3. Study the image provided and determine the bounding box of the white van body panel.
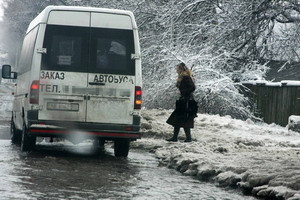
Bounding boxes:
[31,24,45,79]
[48,11,90,27]
[86,73,135,124]
[39,71,88,122]
[91,13,133,29]
[14,72,30,130]
[27,6,138,33]
[133,31,142,86]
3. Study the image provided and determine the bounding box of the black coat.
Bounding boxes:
[178,76,196,100]
[167,75,197,128]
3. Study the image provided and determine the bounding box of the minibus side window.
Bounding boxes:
[42,25,89,72]
[90,28,135,75]
[18,26,39,74]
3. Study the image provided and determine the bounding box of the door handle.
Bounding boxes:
[89,82,105,86]
[84,95,91,100]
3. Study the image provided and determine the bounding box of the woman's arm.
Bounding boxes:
[180,76,195,97]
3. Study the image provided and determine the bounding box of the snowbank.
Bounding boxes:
[0,83,14,121]
[132,109,300,200]
[289,115,300,133]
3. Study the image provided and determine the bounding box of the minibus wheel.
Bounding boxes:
[114,139,130,157]
[99,139,105,151]
[21,123,36,152]
[10,116,21,145]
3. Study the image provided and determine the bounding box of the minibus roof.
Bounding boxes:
[27,6,137,33]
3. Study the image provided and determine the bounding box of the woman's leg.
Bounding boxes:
[183,128,192,142]
[166,126,180,142]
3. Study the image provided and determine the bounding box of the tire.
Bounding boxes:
[10,117,21,145]
[99,139,105,151]
[114,139,130,157]
[99,139,105,146]
[21,123,36,152]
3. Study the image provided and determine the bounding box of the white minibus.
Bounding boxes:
[2,6,142,157]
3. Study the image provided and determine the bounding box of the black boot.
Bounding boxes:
[166,127,180,142]
[184,128,192,142]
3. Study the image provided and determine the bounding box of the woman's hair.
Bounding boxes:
[177,62,192,76]
[176,62,193,87]
[177,62,188,72]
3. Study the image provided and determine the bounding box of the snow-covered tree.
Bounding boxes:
[137,0,300,119]
[1,0,300,119]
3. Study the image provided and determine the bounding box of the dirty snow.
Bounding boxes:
[132,109,300,200]
[0,83,13,120]
[289,115,300,133]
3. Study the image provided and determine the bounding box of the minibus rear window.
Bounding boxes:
[42,25,135,75]
[42,25,89,72]
[90,28,135,75]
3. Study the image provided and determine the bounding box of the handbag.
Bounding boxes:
[175,99,198,118]
[188,99,198,117]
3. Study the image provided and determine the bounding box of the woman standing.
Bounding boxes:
[166,62,196,142]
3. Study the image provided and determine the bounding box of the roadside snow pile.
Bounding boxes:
[288,115,300,133]
[132,109,300,200]
[0,83,14,120]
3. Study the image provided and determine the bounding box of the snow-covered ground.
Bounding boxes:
[132,109,300,200]
[0,82,13,120]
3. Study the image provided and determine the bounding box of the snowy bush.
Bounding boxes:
[142,45,267,119]
[139,0,272,119]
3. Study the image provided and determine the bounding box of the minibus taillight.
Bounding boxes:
[134,86,142,109]
[30,80,40,104]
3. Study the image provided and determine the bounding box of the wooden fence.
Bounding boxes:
[242,81,300,126]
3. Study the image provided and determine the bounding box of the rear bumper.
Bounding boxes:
[27,115,141,140]
[29,127,141,139]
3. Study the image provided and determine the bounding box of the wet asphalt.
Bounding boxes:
[0,121,256,200]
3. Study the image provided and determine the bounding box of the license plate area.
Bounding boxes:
[47,102,79,111]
